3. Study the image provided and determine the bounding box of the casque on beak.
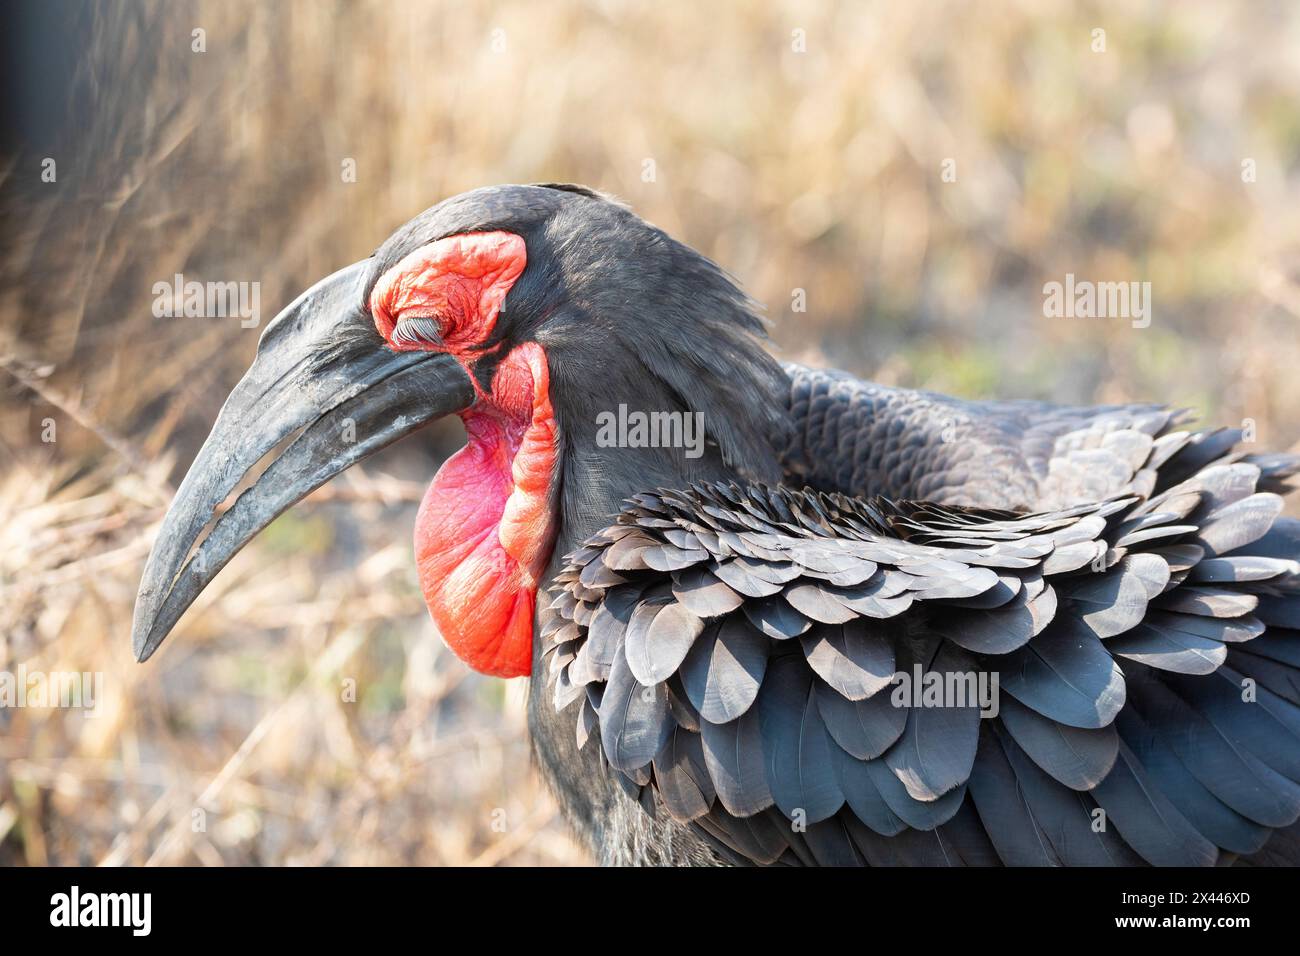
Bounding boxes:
[131,260,475,662]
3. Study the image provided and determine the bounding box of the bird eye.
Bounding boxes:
[391,314,444,347]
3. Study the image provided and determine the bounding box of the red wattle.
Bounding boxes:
[414,342,557,678]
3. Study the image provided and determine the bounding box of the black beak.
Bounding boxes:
[131,261,475,662]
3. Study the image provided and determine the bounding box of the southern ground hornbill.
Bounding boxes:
[133,183,1300,866]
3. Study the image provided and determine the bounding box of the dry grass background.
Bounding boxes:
[1,0,1299,866]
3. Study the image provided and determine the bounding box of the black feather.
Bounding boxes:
[1116,705,1270,854]
[1092,740,1219,866]
[882,642,981,801]
[699,707,774,817]
[800,620,894,700]
[1065,560,1151,638]
[599,651,672,772]
[624,598,704,686]
[653,726,716,822]
[998,693,1119,790]
[756,654,845,823]
[816,677,908,760]
[742,594,813,639]
[679,616,769,723]
[671,565,745,617]
[1000,615,1126,729]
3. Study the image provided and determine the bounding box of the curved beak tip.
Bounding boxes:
[129,261,475,664]
[131,618,160,663]
[131,578,173,662]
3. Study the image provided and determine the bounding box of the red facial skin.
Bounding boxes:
[370,231,526,356]
[370,232,556,678]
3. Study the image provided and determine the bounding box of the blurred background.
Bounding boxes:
[1,0,1298,866]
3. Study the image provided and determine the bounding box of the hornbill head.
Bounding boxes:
[133,184,789,678]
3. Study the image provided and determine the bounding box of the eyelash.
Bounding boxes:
[391,315,444,347]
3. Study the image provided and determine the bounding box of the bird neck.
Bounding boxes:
[414,333,786,679]
[548,392,769,572]
[414,342,558,678]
